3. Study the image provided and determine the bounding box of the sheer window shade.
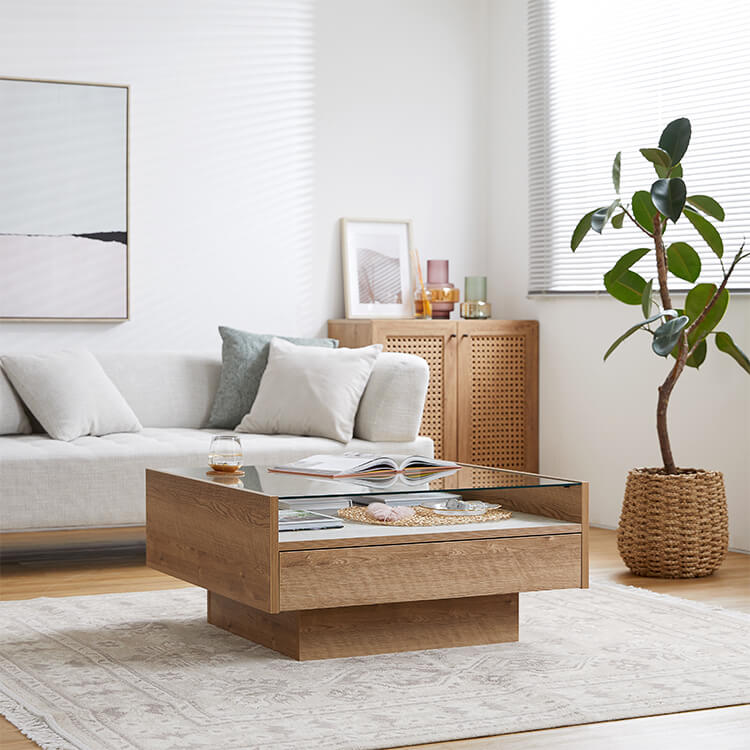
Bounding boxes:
[528,0,750,294]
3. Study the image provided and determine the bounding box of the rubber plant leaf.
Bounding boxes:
[571,209,598,251]
[715,332,750,374]
[641,279,653,318]
[652,315,689,357]
[612,151,622,193]
[639,148,671,169]
[591,199,620,234]
[604,309,677,361]
[684,208,723,258]
[685,283,729,343]
[666,242,701,283]
[632,190,658,232]
[686,195,725,222]
[603,248,650,305]
[651,178,687,223]
[655,162,682,180]
[658,117,691,165]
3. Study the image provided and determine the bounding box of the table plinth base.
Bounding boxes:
[207,591,519,660]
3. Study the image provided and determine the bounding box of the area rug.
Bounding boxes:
[1,583,748,750]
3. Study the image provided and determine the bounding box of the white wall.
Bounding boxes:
[487,0,749,551]
[312,0,488,330]
[0,0,319,352]
[0,0,487,351]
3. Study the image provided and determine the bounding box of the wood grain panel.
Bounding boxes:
[278,521,581,551]
[208,591,299,657]
[280,534,581,610]
[146,470,279,612]
[462,483,585,524]
[208,591,518,660]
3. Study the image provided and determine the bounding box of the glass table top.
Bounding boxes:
[167,463,581,499]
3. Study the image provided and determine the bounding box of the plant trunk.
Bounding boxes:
[653,215,686,474]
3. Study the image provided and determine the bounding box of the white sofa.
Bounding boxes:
[0,351,432,533]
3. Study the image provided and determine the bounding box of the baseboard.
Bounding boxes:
[0,526,146,563]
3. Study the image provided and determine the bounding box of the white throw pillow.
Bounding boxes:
[0,365,32,435]
[236,338,382,443]
[1,350,143,442]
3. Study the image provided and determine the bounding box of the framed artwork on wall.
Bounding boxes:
[340,218,414,319]
[0,76,129,321]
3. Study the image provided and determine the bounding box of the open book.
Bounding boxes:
[269,453,459,479]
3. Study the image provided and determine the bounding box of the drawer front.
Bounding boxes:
[279,533,581,610]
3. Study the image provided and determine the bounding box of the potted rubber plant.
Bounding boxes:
[571,117,749,578]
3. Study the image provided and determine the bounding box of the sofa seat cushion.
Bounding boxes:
[0,429,433,531]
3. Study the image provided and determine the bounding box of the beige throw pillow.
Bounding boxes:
[236,338,382,443]
[0,365,32,435]
[1,350,142,441]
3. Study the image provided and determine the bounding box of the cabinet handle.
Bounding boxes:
[461,333,469,338]
[448,333,457,339]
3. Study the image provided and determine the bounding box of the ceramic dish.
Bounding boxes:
[418,499,501,516]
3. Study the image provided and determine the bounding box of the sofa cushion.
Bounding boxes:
[354,352,429,442]
[237,338,381,442]
[207,326,337,429]
[0,365,31,435]
[0,429,434,531]
[96,352,222,428]
[1,350,142,441]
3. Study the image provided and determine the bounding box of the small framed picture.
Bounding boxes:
[340,218,414,319]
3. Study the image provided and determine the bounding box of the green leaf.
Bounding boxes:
[715,331,750,374]
[612,151,621,194]
[612,212,625,229]
[571,209,597,251]
[686,339,707,369]
[604,248,650,305]
[591,199,620,234]
[684,208,724,258]
[610,247,651,274]
[659,117,691,165]
[651,178,687,222]
[632,190,658,232]
[640,147,671,169]
[685,283,730,342]
[604,310,676,361]
[686,195,725,222]
[652,315,689,356]
[655,162,683,179]
[666,242,701,283]
[641,278,653,317]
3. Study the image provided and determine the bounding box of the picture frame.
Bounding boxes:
[0,76,129,322]
[340,218,414,319]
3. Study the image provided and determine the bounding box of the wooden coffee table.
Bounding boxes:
[146,464,588,660]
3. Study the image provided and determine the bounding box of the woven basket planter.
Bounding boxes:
[617,468,728,579]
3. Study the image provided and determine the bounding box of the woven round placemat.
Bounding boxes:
[338,505,512,527]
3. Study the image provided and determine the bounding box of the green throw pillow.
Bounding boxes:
[206,326,338,429]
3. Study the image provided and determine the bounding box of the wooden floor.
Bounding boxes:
[0,527,748,749]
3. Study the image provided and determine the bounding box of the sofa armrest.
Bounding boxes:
[354,352,429,443]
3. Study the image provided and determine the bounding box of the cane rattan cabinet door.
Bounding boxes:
[457,320,538,472]
[373,320,458,460]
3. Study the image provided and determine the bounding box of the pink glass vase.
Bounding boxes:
[425,260,459,319]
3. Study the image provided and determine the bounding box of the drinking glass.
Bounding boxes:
[208,435,243,473]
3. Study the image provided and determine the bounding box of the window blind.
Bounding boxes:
[528,0,750,294]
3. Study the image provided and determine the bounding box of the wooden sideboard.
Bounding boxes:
[328,319,538,470]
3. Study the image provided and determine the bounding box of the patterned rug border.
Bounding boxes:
[1,581,748,750]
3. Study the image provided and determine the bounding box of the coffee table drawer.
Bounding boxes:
[279,533,581,610]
